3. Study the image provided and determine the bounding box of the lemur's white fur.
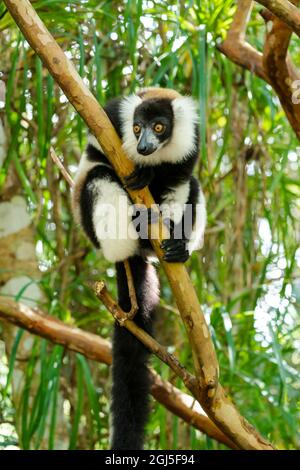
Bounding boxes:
[90,178,139,263]
[160,182,190,225]
[187,187,206,254]
[120,95,199,166]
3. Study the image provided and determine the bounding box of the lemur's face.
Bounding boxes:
[132,99,174,156]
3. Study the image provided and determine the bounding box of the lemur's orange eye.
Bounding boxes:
[133,124,141,134]
[154,123,164,133]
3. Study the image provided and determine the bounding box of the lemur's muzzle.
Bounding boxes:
[137,128,158,156]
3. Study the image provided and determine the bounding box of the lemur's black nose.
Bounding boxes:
[137,143,156,155]
[137,128,157,155]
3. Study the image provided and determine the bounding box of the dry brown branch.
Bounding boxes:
[262,1,300,137]
[150,371,238,450]
[218,1,270,81]
[219,0,300,139]
[3,0,274,449]
[49,147,76,306]
[94,281,198,394]
[123,259,139,320]
[0,296,112,364]
[0,296,237,449]
[50,147,74,188]
[257,0,300,36]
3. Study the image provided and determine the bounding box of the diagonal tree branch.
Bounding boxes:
[50,147,74,188]
[0,296,237,449]
[219,0,300,139]
[94,281,198,395]
[257,0,300,36]
[218,0,270,82]
[262,1,300,136]
[3,0,274,449]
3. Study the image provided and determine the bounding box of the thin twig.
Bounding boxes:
[50,147,74,188]
[94,281,198,395]
[47,150,65,259]
[123,259,139,320]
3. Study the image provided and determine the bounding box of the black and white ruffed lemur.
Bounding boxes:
[72,87,206,450]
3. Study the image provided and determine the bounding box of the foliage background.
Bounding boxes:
[0,0,299,450]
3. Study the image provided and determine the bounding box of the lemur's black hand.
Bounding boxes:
[124,166,154,190]
[161,238,189,263]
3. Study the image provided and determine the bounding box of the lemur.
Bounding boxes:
[72,87,206,450]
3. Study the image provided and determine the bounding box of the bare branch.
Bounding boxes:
[123,259,139,320]
[0,296,112,364]
[257,0,300,36]
[262,1,300,137]
[94,281,198,394]
[50,147,74,188]
[219,0,300,140]
[263,4,300,128]
[150,371,238,450]
[218,1,270,81]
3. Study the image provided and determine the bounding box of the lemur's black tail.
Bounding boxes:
[111,256,159,450]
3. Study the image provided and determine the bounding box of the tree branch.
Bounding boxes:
[262,1,300,137]
[50,147,74,189]
[0,296,237,449]
[218,1,270,82]
[94,281,198,395]
[257,0,300,36]
[3,0,274,449]
[123,259,139,320]
[219,0,300,139]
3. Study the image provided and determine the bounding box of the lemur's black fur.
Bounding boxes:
[112,257,158,450]
[73,89,204,450]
